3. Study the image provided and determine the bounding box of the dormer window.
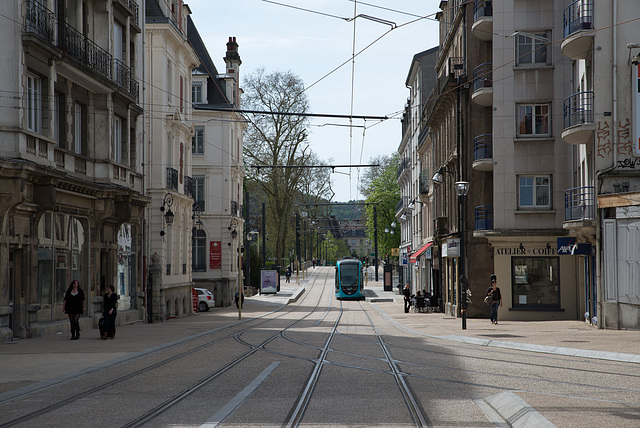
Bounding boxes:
[192,81,203,104]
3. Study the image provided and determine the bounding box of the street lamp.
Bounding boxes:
[192,203,204,230]
[160,193,174,238]
[455,181,470,330]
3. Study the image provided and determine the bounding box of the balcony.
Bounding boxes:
[562,91,595,145]
[472,134,493,171]
[396,157,410,180]
[475,205,493,231]
[184,175,194,197]
[564,187,596,230]
[472,0,493,41]
[113,59,140,102]
[166,168,178,191]
[231,200,239,217]
[24,0,56,44]
[395,196,410,216]
[419,170,430,195]
[59,21,112,81]
[471,63,493,106]
[113,0,140,31]
[561,0,594,60]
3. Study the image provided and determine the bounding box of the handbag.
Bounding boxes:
[98,317,105,335]
[484,295,492,305]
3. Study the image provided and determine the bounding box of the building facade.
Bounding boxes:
[189,22,246,308]
[561,0,640,329]
[0,0,146,340]
[145,0,199,322]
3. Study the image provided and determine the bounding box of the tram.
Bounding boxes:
[335,258,365,300]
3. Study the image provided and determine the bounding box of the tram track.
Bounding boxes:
[0,272,331,428]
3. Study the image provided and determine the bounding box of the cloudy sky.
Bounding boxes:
[185,0,440,202]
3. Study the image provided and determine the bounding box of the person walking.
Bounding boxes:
[235,291,244,309]
[286,267,291,283]
[403,284,411,313]
[102,285,118,339]
[486,274,502,325]
[63,280,85,340]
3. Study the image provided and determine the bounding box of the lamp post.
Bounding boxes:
[455,181,470,330]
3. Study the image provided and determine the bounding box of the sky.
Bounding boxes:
[185,0,440,202]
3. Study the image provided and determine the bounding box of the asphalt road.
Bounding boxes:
[1,266,639,427]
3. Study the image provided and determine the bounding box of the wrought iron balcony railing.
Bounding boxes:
[473,0,493,22]
[25,0,56,43]
[563,0,593,38]
[166,168,178,191]
[563,91,594,129]
[473,63,493,92]
[475,205,493,230]
[184,175,194,197]
[564,186,595,221]
[59,21,112,80]
[474,134,493,161]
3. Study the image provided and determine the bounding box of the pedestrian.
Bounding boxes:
[403,284,411,313]
[235,291,244,309]
[486,274,502,325]
[286,267,291,283]
[63,279,85,340]
[102,285,118,339]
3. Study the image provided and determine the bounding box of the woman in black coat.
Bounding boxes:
[102,285,118,339]
[63,280,85,340]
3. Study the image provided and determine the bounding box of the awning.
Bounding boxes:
[410,242,433,263]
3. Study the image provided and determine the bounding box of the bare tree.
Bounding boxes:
[243,68,314,266]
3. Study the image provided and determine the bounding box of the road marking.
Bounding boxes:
[201,361,280,428]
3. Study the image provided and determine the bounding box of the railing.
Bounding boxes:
[473,63,492,92]
[59,21,112,80]
[184,175,194,197]
[231,200,238,216]
[563,91,594,129]
[395,196,411,215]
[475,205,493,230]
[563,0,593,38]
[564,186,595,221]
[25,0,56,43]
[473,134,493,161]
[166,264,171,275]
[166,167,178,191]
[396,157,409,180]
[113,59,139,101]
[473,0,493,22]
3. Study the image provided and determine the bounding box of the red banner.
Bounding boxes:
[210,241,221,269]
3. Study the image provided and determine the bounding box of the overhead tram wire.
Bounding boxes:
[192,106,388,121]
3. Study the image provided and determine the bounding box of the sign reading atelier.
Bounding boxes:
[210,241,221,269]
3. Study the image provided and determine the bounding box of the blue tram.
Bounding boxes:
[335,258,365,300]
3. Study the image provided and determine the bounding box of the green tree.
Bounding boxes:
[363,154,401,262]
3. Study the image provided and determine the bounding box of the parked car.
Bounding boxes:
[194,288,214,312]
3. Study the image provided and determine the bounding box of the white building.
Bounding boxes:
[188,23,246,307]
[145,0,199,321]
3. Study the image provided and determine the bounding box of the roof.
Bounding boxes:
[187,16,231,106]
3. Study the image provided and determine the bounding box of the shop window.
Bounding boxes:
[512,257,560,308]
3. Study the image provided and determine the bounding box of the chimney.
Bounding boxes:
[224,36,241,73]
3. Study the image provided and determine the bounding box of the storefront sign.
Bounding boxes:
[446,238,460,258]
[210,241,221,269]
[557,238,592,255]
[495,245,556,256]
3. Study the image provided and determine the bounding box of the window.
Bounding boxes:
[192,82,203,104]
[27,74,42,133]
[518,175,551,209]
[167,60,173,105]
[192,229,206,272]
[194,175,205,209]
[516,32,549,65]
[192,126,204,154]
[114,116,122,163]
[517,103,550,137]
[512,257,560,308]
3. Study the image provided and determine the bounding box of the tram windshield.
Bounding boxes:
[339,263,360,287]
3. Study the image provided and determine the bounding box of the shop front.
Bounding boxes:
[488,238,579,321]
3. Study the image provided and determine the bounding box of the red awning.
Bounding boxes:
[410,242,433,263]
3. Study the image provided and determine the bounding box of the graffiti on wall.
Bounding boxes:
[597,119,639,168]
